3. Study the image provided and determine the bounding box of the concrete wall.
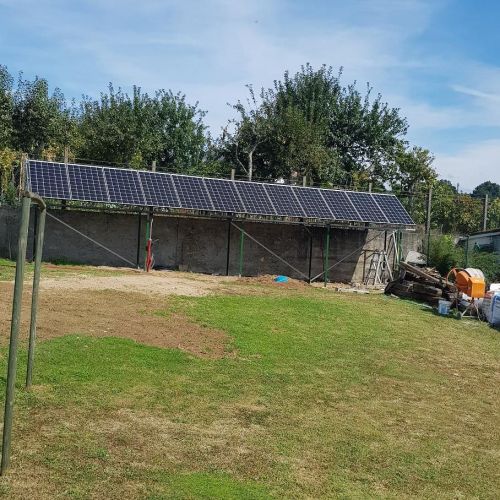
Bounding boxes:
[0,206,423,283]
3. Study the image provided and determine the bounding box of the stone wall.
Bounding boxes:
[0,206,423,282]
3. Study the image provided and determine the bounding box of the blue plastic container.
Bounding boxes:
[438,299,451,315]
[274,275,289,283]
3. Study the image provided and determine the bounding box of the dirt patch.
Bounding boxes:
[0,268,315,357]
[0,284,231,358]
[238,274,308,289]
[39,270,236,297]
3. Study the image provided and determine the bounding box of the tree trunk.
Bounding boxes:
[248,150,253,181]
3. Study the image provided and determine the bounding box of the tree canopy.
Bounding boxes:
[472,181,500,200]
[221,65,408,186]
[0,63,498,234]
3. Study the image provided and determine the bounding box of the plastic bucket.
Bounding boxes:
[438,300,451,315]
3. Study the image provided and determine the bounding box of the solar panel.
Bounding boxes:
[234,181,276,216]
[263,184,305,217]
[320,189,361,221]
[292,186,333,219]
[27,161,71,200]
[373,194,414,225]
[68,164,109,203]
[139,171,180,208]
[26,160,415,226]
[204,178,244,213]
[172,175,214,211]
[347,192,388,223]
[103,168,145,206]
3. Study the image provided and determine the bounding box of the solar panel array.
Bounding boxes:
[26,160,415,226]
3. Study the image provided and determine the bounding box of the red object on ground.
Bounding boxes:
[145,239,153,272]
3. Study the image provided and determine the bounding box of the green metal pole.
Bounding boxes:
[1,196,31,475]
[26,206,46,390]
[464,235,469,268]
[324,226,330,287]
[238,228,244,277]
[144,210,151,271]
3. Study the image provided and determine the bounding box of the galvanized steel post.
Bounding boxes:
[324,225,330,287]
[1,196,31,475]
[226,219,231,276]
[238,227,244,277]
[26,205,46,389]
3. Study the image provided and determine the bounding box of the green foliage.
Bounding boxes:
[221,64,409,185]
[1,60,499,238]
[472,181,500,200]
[390,146,437,224]
[390,146,436,194]
[468,250,500,283]
[430,180,485,234]
[488,198,500,229]
[11,74,71,156]
[428,234,463,275]
[0,147,18,195]
[78,86,207,172]
[0,65,13,148]
[429,235,499,282]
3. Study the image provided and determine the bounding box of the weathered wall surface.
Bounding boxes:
[0,206,423,282]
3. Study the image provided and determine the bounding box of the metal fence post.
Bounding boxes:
[26,205,46,390]
[308,230,313,283]
[226,219,231,276]
[426,186,432,259]
[238,227,244,277]
[1,195,31,475]
[324,225,330,287]
[483,194,489,231]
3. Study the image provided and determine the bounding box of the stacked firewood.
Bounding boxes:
[384,262,457,306]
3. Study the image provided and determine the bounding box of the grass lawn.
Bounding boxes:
[0,286,498,498]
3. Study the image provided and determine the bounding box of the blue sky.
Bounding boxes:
[1,0,499,191]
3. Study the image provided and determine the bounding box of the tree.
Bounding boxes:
[487,197,500,229]
[472,181,500,200]
[11,74,72,156]
[222,85,273,180]
[78,85,207,172]
[220,64,408,185]
[0,65,13,148]
[390,146,436,194]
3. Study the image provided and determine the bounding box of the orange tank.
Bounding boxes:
[449,268,486,298]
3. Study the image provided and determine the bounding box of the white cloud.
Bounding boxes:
[452,85,500,103]
[2,0,500,190]
[435,140,500,190]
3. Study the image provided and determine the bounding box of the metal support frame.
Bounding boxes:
[136,210,142,268]
[238,225,244,277]
[425,186,432,259]
[310,230,386,283]
[323,225,330,287]
[232,222,309,280]
[26,205,46,389]
[398,230,403,268]
[464,235,469,268]
[2,192,46,476]
[30,206,38,263]
[144,208,154,272]
[308,229,313,283]
[226,219,232,276]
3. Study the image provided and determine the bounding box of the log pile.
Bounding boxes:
[384,262,457,306]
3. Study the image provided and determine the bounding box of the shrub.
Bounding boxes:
[428,235,463,275]
[428,234,500,283]
[467,250,500,283]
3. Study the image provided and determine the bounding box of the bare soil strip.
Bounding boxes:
[0,283,231,358]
